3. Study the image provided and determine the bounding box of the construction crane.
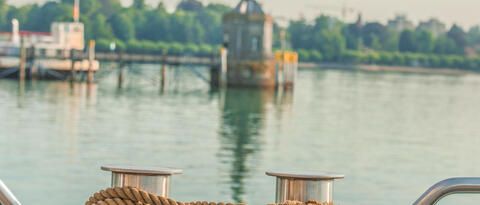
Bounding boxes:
[306,1,357,21]
[273,15,290,50]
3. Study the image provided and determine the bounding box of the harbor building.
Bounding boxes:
[0,0,98,81]
[220,0,297,88]
[0,20,85,57]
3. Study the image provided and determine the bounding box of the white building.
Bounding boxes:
[0,19,85,57]
[0,0,98,75]
[418,18,446,37]
[387,14,415,32]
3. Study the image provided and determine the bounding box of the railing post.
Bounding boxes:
[117,64,125,89]
[219,47,228,87]
[18,38,26,81]
[101,165,182,197]
[161,49,167,91]
[266,171,344,204]
[70,49,76,82]
[0,180,21,205]
[413,177,480,205]
[87,40,96,84]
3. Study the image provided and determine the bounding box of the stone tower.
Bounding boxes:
[222,0,275,87]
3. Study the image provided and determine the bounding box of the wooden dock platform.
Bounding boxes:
[95,52,218,66]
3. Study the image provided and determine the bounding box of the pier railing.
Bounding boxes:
[413,177,480,205]
[95,52,219,66]
[3,168,480,205]
[0,180,21,205]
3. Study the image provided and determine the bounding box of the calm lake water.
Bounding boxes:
[1,65,480,205]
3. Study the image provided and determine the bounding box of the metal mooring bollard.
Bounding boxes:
[102,165,182,197]
[266,171,344,204]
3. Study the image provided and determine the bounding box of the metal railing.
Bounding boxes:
[413,177,480,205]
[2,172,480,205]
[0,180,21,205]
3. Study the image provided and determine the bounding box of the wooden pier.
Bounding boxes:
[0,41,99,82]
[95,52,218,66]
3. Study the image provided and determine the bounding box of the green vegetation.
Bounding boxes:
[0,0,229,47]
[1,0,480,70]
[289,15,480,70]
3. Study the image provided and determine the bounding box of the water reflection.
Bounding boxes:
[15,81,98,123]
[218,88,292,203]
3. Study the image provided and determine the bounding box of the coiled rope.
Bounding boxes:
[85,187,326,205]
[85,187,234,205]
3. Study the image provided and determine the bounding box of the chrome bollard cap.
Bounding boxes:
[102,165,183,175]
[102,165,183,197]
[267,170,344,204]
[266,171,344,180]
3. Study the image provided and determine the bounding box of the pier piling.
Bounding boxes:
[29,47,38,80]
[87,40,95,84]
[161,50,167,89]
[219,47,228,87]
[70,50,76,82]
[161,66,166,90]
[18,39,26,81]
[118,64,125,89]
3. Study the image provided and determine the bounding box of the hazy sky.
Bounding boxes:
[9,0,480,29]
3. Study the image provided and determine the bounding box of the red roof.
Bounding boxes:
[0,31,51,36]
[19,31,51,36]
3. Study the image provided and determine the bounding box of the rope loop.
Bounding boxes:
[86,187,234,205]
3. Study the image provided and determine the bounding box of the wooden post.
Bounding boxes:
[117,51,124,89]
[30,46,38,80]
[118,64,124,89]
[219,47,228,87]
[87,40,96,84]
[160,49,167,90]
[19,38,26,81]
[70,49,76,82]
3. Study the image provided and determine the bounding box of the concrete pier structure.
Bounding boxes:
[221,0,278,87]
[219,0,298,88]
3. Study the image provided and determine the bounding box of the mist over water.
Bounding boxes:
[1,65,480,205]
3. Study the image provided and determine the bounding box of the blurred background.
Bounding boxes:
[1,0,480,205]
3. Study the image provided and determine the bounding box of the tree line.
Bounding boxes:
[1,0,480,69]
[0,0,229,56]
[290,15,480,69]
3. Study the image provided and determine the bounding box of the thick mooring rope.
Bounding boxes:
[85,187,234,205]
[278,201,327,205]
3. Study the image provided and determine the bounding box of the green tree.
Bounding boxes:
[415,30,435,53]
[362,22,388,49]
[399,30,416,52]
[0,0,9,30]
[89,14,114,39]
[309,16,346,60]
[176,0,203,12]
[81,0,101,17]
[132,0,146,10]
[137,9,170,41]
[343,23,362,50]
[288,19,312,50]
[24,2,72,31]
[434,35,457,54]
[6,6,33,30]
[447,24,467,54]
[97,0,122,17]
[109,13,135,41]
[467,26,480,46]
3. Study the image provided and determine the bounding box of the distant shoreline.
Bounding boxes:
[299,62,476,76]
